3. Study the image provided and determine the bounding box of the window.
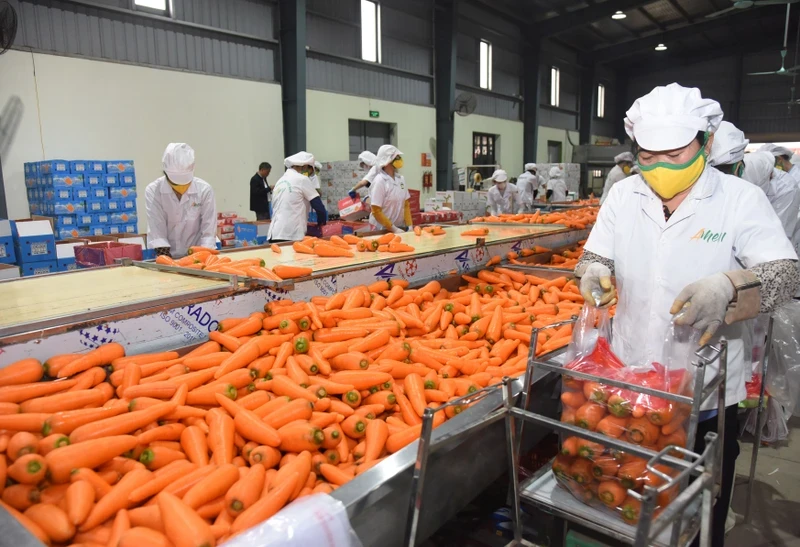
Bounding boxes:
[360,0,382,63]
[479,40,493,90]
[550,67,560,108]
[547,141,562,163]
[473,133,497,183]
[592,169,603,178]
[133,0,168,13]
[597,84,606,118]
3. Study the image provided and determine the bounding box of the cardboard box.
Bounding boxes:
[87,226,107,237]
[118,174,136,187]
[54,215,77,228]
[53,201,86,215]
[102,174,119,187]
[21,260,57,277]
[0,263,20,280]
[88,187,107,199]
[70,161,88,174]
[337,195,369,221]
[75,242,142,267]
[85,173,104,187]
[108,187,136,200]
[73,188,91,200]
[56,241,85,271]
[51,173,84,188]
[110,212,136,225]
[108,224,137,235]
[54,188,73,200]
[0,220,15,264]
[57,227,90,240]
[86,200,107,213]
[105,161,135,174]
[87,161,106,174]
[92,213,110,224]
[75,214,93,226]
[233,222,270,246]
[12,219,56,262]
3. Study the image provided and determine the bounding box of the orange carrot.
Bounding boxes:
[65,479,95,526]
[46,435,140,483]
[80,468,152,531]
[273,265,313,279]
[230,471,298,534]
[158,491,215,547]
[225,463,265,517]
[182,463,240,509]
[56,343,126,378]
[0,359,44,387]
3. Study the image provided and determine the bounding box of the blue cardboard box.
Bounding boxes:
[108,187,137,200]
[86,200,107,213]
[54,188,72,200]
[118,199,136,211]
[118,173,136,186]
[51,173,84,188]
[233,222,270,246]
[87,225,107,237]
[12,219,56,262]
[28,203,41,215]
[106,200,120,212]
[56,241,83,271]
[56,227,90,240]
[21,260,58,277]
[73,188,90,200]
[90,187,108,199]
[76,214,93,226]
[85,174,103,187]
[109,224,137,235]
[87,161,106,174]
[54,215,77,228]
[51,160,70,174]
[121,224,137,234]
[53,201,86,215]
[106,161,135,174]
[0,220,15,264]
[57,258,78,272]
[92,213,110,224]
[70,161,88,174]
[110,212,137,225]
[102,174,119,186]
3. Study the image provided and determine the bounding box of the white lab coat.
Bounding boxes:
[268,169,320,242]
[369,170,410,230]
[586,168,797,409]
[787,164,800,186]
[145,176,216,258]
[515,173,538,211]
[763,169,800,239]
[487,184,519,216]
[600,165,629,205]
[547,178,568,202]
[310,174,321,190]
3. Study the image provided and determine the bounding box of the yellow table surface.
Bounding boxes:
[225,224,566,273]
[0,267,231,329]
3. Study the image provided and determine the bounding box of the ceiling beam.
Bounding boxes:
[665,0,694,23]
[536,0,658,37]
[611,18,641,38]
[637,6,666,31]
[589,5,784,62]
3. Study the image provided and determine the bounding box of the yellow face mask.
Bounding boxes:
[776,163,785,171]
[637,141,707,200]
[622,165,632,175]
[392,157,404,169]
[169,181,191,195]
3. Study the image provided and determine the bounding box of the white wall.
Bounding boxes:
[536,127,578,164]
[454,114,524,176]
[0,50,284,229]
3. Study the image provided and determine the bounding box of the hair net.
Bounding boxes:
[708,121,749,167]
[376,145,402,168]
[314,161,322,170]
[771,145,793,159]
[758,144,776,155]
[162,143,195,184]
[624,83,723,151]
[358,151,377,167]
[742,151,774,191]
[491,169,508,183]
[549,166,563,179]
[524,163,537,171]
[613,152,634,164]
[284,151,315,169]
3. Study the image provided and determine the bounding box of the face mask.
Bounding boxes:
[168,181,191,195]
[300,167,313,177]
[637,138,708,199]
[733,162,744,178]
[622,165,632,175]
[392,157,404,169]
[776,164,785,171]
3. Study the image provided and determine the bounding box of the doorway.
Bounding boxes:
[547,141,563,163]
[472,132,497,185]
[349,120,394,160]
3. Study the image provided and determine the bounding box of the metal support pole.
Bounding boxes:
[614,75,629,145]
[404,408,436,547]
[434,0,458,191]
[278,0,307,157]
[578,59,595,196]
[746,316,774,524]
[503,379,523,544]
[522,38,541,163]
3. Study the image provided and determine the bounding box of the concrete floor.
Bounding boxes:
[728,416,800,546]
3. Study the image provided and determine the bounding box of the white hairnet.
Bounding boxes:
[376,145,402,168]
[624,83,723,151]
[358,151,377,167]
[162,143,195,184]
[771,145,793,158]
[284,151,315,169]
[549,166,562,178]
[491,169,508,183]
[613,152,634,164]
[524,163,537,171]
[758,144,776,155]
[708,121,749,167]
[742,152,774,191]
[314,161,322,170]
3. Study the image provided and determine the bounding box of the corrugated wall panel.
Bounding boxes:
[382,37,431,75]
[306,12,359,58]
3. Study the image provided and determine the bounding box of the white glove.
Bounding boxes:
[579,263,617,307]
[670,273,735,346]
[390,226,404,234]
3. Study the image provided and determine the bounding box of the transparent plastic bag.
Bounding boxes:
[221,494,363,547]
[766,302,800,418]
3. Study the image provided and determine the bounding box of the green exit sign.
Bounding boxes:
[369,110,380,118]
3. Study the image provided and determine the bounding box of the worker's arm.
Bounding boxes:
[198,185,218,250]
[310,196,328,226]
[145,183,171,257]
[371,205,394,230]
[403,200,413,227]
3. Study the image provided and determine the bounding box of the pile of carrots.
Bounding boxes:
[0,266,585,545]
[472,206,598,229]
[290,233,415,257]
[507,241,586,270]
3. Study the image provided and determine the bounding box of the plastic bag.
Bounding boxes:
[222,494,363,547]
[553,306,699,525]
[766,301,800,418]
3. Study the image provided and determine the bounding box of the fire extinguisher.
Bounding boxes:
[422,171,433,189]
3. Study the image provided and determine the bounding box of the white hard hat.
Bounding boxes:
[314,161,322,170]
[284,151,315,169]
[548,166,562,178]
[376,145,402,168]
[742,151,774,191]
[162,143,195,184]
[358,151,377,167]
[491,169,508,182]
[613,152,634,164]
[708,121,749,167]
[524,163,537,171]
[624,83,723,151]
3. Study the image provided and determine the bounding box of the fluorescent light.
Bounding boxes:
[611,10,626,20]
[655,43,668,51]
[479,40,492,90]
[597,84,605,118]
[361,0,379,63]
[134,0,167,10]
[550,67,560,107]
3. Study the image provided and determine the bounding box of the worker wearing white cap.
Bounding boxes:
[760,144,800,186]
[741,151,800,240]
[515,163,539,213]
[599,152,635,205]
[369,145,412,233]
[268,152,328,242]
[145,143,217,258]
[577,83,798,547]
[486,169,518,216]
[310,161,322,190]
[546,166,568,203]
[349,151,379,199]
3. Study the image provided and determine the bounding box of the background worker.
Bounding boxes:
[369,145,412,234]
[349,151,379,198]
[600,152,635,205]
[742,151,800,240]
[577,83,799,547]
[515,163,539,213]
[486,169,518,216]
[249,161,272,221]
[267,151,327,243]
[760,144,800,185]
[311,161,322,190]
[145,142,216,258]
[546,166,568,202]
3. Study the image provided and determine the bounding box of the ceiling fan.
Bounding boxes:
[747,4,800,75]
[706,0,799,19]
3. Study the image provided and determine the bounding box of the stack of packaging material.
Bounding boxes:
[24,160,138,240]
[8,217,57,276]
[217,212,244,248]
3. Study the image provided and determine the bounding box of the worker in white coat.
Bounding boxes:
[369,145,412,233]
[310,161,322,190]
[486,169,518,215]
[349,151,379,199]
[742,151,800,240]
[577,83,798,547]
[267,152,328,243]
[760,144,800,186]
[515,163,539,213]
[546,166,568,202]
[145,143,217,258]
[599,152,635,205]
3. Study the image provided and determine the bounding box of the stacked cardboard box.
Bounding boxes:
[531,163,581,198]
[218,212,245,248]
[316,161,365,217]
[8,218,57,276]
[24,159,138,239]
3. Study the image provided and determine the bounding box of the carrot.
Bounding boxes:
[46,435,139,483]
[620,496,641,524]
[248,446,282,469]
[119,526,171,547]
[574,402,606,430]
[262,399,314,429]
[2,483,40,511]
[158,491,215,547]
[182,463,239,509]
[8,454,47,484]
[69,401,176,443]
[70,468,113,500]
[56,343,125,378]
[592,455,620,479]
[215,394,281,447]
[596,415,628,439]
[315,244,355,258]
[570,459,593,485]
[618,458,647,489]
[560,436,579,457]
[273,265,314,279]
[230,471,297,534]
[598,480,627,508]
[403,373,427,417]
[0,378,77,404]
[107,508,131,547]
[329,371,392,391]
[627,417,660,445]
[209,331,241,352]
[0,412,49,432]
[81,468,152,531]
[0,359,44,387]
[270,375,318,403]
[277,422,325,452]
[128,460,196,504]
[24,502,75,543]
[225,463,265,516]
[1,500,49,544]
[65,480,95,526]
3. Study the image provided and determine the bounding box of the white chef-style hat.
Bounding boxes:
[491,169,508,183]
[614,152,634,164]
[524,163,537,171]
[376,145,403,168]
[162,143,195,184]
[358,151,377,167]
[314,161,322,170]
[284,151,315,169]
[624,83,723,151]
[742,151,774,192]
[549,166,563,179]
[708,121,749,167]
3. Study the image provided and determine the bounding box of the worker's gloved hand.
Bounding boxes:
[390,226,405,235]
[579,263,617,308]
[670,273,735,346]
[348,189,358,200]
